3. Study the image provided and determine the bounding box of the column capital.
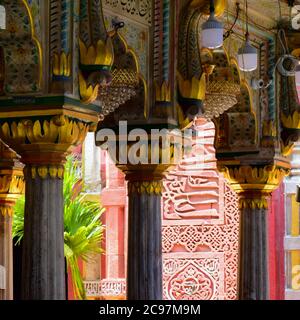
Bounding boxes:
[121,164,169,196]
[127,180,162,196]
[0,115,95,168]
[219,164,290,209]
[0,141,24,216]
[99,131,179,186]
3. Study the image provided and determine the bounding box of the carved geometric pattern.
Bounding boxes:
[162,120,239,300]
[84,279,126,298]
[163,254,224,300]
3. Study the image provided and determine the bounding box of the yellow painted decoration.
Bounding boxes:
[79,72,99,105]
[176,104,192,130]
[37,166,48,179]
[220,165,289,196]
[1,121,26,146]
[0,205,14,217]
[281,141,295,157]
[262,120,277,137]
[31,165,64,179]
[0,115,90,147]
[290,195,300,290]
[0,173,24,195]
[239,198,268,210]
[189,0,227,17]
[31,167,37,179]
[155,82,171,102]
[22,0,43,88]
[292,49,300,60]
[0,167,24,217]
[53,52,72,77]
[281,111,300,129]
[177,72,206,100]
[128,181,162,195]
[79,39,114,66]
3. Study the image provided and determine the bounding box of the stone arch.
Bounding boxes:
[0,0,41,94]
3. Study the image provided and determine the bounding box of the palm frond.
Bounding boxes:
[12,195,25,245]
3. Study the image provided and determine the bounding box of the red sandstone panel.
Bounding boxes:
[162,119,239,300]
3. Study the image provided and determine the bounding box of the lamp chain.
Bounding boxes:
[210,0,215,14]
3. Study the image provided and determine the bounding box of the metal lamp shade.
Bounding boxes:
[202,13,224,49]
[237,40,258,72]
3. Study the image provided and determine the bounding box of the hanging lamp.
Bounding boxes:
[237,0,258,72]
[202,0,224,49]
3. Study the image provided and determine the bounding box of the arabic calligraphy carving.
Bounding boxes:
[103,0,152,25]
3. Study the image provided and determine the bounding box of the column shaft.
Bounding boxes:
[127,183,162,300]
[239,206,269,300]
[21,168,65,300]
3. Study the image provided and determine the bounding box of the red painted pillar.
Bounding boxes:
[268,183,285,300]
[100,151,126,299]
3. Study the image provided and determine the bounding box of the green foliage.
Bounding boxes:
[12,156,105,300]
[12,195,25,246]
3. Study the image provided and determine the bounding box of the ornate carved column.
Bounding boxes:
[220,165,288,300]
[0,116,94,300]
[0,142,24,300]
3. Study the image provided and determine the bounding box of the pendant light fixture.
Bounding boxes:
[202,0,224,49]
[237,0,258,72]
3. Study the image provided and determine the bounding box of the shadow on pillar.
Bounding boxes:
[13,240,22,300]
[13,241,69,300]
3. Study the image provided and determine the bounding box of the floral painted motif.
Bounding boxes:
[0,1,40,93]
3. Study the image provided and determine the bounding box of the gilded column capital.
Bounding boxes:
[0,115,93,167]
[24,165,65,180]
[127,180,162,196]
[121,163,171,196]
[98,130,180,185]
[0,142,24,216]
[219,164,290,209]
